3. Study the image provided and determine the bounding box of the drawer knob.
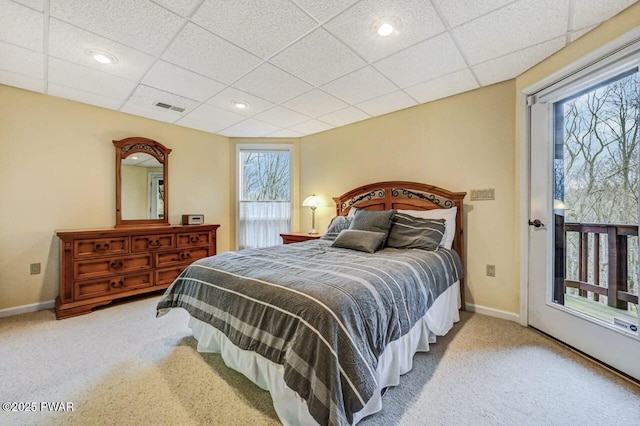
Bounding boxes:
[148,239,160,247]
[109,260,124,270]
[180,252,191,260]
[190,236,200,243]
[110,280,124,289]
[95,242,110,252]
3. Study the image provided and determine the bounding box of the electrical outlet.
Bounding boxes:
[486,264,496,277]
[30,263,41,275]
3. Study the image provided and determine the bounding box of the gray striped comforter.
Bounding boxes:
[157,239,463,425]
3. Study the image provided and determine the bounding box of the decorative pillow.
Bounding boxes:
[386,213,446,250]
[321,216,353,241]
[397,207,457,249]
[331,230,387,253]
[349,209,396,250]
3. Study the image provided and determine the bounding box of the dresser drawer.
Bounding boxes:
[74,237,129,259]
[74,254,152,281]
[74,272,152,300]
[155,266,186,287]
[156,247,209,268]
[131,234,174,252]
[177,231,210,248]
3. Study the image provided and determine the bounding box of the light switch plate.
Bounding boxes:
[471,188,495,201]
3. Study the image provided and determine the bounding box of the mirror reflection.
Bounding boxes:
[120,153,164,220]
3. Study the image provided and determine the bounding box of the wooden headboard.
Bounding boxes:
[333,181,467,308]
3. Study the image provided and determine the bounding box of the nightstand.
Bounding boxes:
[280,232,322,244]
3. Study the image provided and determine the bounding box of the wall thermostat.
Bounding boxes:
[182,214,204,225]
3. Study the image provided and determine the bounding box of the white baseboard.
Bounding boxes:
[465,303,520,323]
[0,300,55,319]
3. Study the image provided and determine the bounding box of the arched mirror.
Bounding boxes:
[113,137,171,227]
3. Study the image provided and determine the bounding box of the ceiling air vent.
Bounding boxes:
[154,101,186,113]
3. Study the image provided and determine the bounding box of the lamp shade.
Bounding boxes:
[302,195,322,208]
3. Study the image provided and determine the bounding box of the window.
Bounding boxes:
[237,146,292,249]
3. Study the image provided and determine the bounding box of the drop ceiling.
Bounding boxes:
[1,0,636,138]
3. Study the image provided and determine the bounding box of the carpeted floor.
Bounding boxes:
[1,296,638,425]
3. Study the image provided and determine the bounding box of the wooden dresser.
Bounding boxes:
[56,224,219,319]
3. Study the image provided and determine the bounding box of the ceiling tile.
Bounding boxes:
[453,0,571,65]
[48,57,137,99]
[206,87,275,116]
[48,83,123,110]
[572,0,637,30]
[356,90,417,117]
[404,68,479,104]
[1,0,43,51]
[282,89,348,117]
[192,0,317,59]
[13,0,43,12]
[253,106,309,127]
[50,0,184,55]
[162,23,262,84]
[289,119,333,135]
[293,0,360,23]
[48,19,155,82]
[0,69,43,93]
[324,0,446,62]
[432,0,513,28]
[233,62,313,104]
[0,41,43,79]
[152,0,200,17]
[218,119,282,137]
[177,103,246,133]
[473,37,566,86]
[375,33,467,89]
[318,106,370,127]
[270,28,366,86]
[122,84,198,116]
[266,128,305,138]
[142,61,225,102]
[321,66,396,104]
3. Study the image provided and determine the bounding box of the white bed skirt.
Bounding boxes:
[188,281,461,425]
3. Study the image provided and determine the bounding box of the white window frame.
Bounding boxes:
[236,143,294,250]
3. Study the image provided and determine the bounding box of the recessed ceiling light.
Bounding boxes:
[232,100,249,109]
[84,48,118,64]
[372,17,401,37]
[377,23,394,37]
[131,156,139,160]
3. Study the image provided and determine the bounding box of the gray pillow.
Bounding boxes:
[386,213,445,250]
[349,209,396,250]
[331,230,387,253]
[321,216,352,241]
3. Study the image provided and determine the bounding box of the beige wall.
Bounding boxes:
[0,85,231,310]
[120,164,149,219]
[299,80,518,314]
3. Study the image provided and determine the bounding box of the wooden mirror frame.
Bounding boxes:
[113,137,171,228]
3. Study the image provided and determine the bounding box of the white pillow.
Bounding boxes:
[397,207,457,249]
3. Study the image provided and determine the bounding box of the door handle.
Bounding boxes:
[529,219,544,228]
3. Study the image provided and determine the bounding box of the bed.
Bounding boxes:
[157,181,466,425]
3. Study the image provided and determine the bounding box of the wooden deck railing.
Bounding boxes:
[560,221,639,309]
